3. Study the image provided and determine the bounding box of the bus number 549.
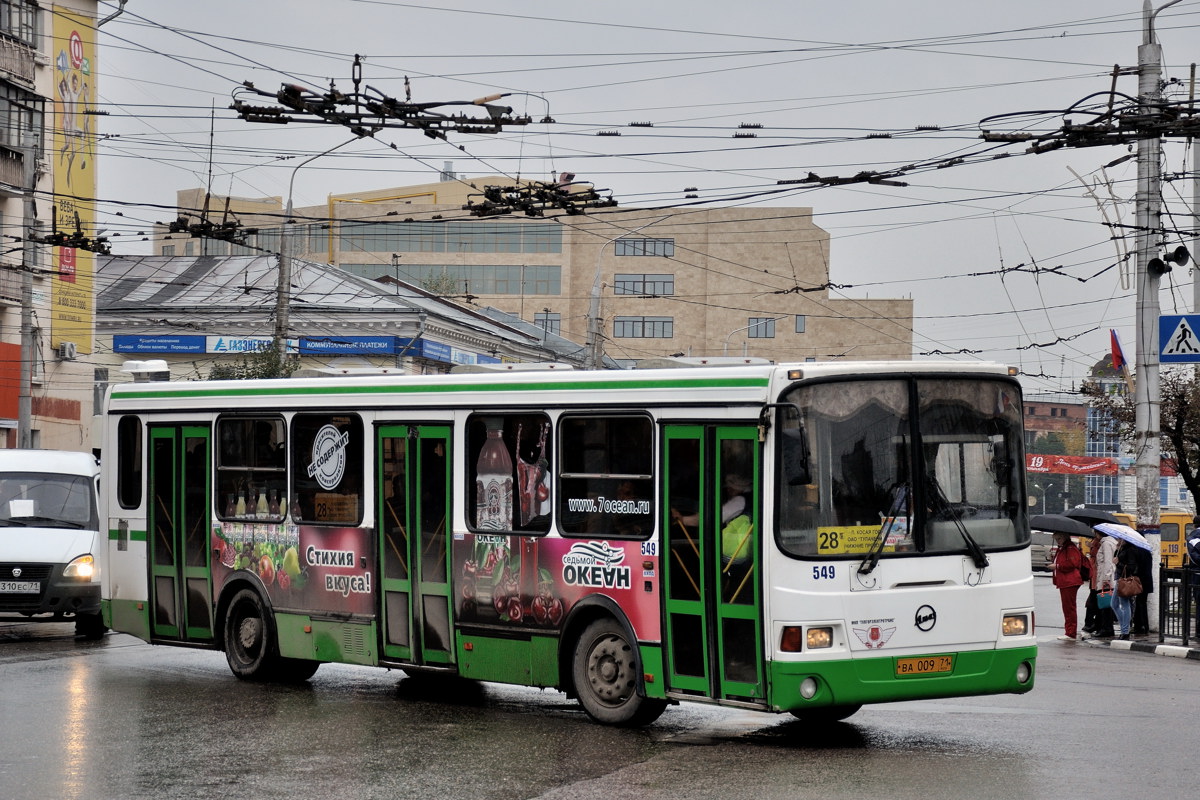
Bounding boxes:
[812,565,835,580]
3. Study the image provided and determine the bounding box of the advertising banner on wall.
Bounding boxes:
[50,10,97,355]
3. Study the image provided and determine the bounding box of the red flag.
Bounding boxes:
[1110,329,1127,371]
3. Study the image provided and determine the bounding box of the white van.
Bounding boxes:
[0,449,106,639]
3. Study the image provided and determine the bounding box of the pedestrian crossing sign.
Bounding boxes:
[1160,315,1200,362]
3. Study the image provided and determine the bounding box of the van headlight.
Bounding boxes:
[64,554,96,580]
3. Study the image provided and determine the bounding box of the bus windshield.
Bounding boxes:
[777,376,1027,559]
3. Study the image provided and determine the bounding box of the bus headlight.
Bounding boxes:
[799,677,819,699]
[64,554,96,580]
[1016,661,1033,684]
[780,626,834,652]
[1002,614,1028,636]
[806,627,833,649]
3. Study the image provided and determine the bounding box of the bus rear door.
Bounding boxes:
[662,424,764,705]
[147,425,215,642]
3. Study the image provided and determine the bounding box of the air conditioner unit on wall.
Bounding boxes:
[57,341,77,361]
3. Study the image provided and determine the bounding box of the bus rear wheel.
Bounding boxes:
[573,618,667,727]
[224,588,278,680]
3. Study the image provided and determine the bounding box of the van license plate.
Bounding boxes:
[0,581,38,593]
[895,655,953,676]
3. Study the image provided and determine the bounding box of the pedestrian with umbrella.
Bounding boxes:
[1089,527,1119,638]
[1065,508,1120,637]
[1033,514,1093,641]
[1095,523,1153,640]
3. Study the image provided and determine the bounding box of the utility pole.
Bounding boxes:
[17,141,36,448]
[1134,0,1181,630]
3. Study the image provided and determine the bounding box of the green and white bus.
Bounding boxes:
[99,359,1036,726]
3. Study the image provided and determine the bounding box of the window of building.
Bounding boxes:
[614,238,674,257]
[534,311,561,334]
[341,263,562,296]
[614,273,674,296]
[748,317,775,338]
[339,220,561,255]
[558,415,654,539]
[794,315,806,334]
[161,244,176,256]
[613,316,673,338]
[0,80,44,152]
[0,1,37,49]
[1027,407,1037,416]
[290,414,363,525]
[466,414,551,533]
[184,241,195,256]
[217,417,287,523]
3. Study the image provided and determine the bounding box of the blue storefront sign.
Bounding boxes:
[114,335,207,353]
[299,336,397,355]
[114,333,501,365]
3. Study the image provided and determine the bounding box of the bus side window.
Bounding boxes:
[117,415,143,509]
[289,414,363,525]
[466,414,552,534]
[558,415,654,539]
[216,416,288,522]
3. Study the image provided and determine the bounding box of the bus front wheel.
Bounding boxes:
[224,588,277,680]
[572,618,667,727]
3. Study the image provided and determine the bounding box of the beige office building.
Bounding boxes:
[157,176,913,366]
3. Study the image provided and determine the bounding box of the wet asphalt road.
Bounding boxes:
[1,574,1194,800]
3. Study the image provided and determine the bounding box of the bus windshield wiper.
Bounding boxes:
[858,484,910,576]
[927,476,989,569]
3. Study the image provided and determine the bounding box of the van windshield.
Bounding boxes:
[0,472,98,529]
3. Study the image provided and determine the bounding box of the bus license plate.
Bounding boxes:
[0,580,38,593]
[895,655,953,676]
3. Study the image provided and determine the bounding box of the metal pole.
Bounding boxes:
[1192,62,1199,315]
[275,138,358,351]
[585,217,665,369]
[17,142,36,448]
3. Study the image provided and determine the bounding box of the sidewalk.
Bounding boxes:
[1077,632,1200,660]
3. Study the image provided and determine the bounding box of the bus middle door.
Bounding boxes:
[662,424,764,704]
[377,425,454,667]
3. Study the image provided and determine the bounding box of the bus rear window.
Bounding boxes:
[558,415,654,539]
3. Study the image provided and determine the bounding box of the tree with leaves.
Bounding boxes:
[1081,366,1200,513]
[208,342,299,380]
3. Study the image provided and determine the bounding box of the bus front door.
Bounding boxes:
[377,425,454,667]
[663,425,764,704]
[148,425,215,642]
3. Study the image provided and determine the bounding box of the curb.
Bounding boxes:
[1078,635,1200,660]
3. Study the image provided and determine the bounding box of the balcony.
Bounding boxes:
[0,264,21,306]
[0,146,23,192]
[0,37,35,86]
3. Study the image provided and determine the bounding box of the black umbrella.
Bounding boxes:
[1064,507,1120,527]
[1030,513,1097,538]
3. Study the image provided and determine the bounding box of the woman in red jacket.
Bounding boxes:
[1052,532,1085,641]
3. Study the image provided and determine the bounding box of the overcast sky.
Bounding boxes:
[91,1,1200,393]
